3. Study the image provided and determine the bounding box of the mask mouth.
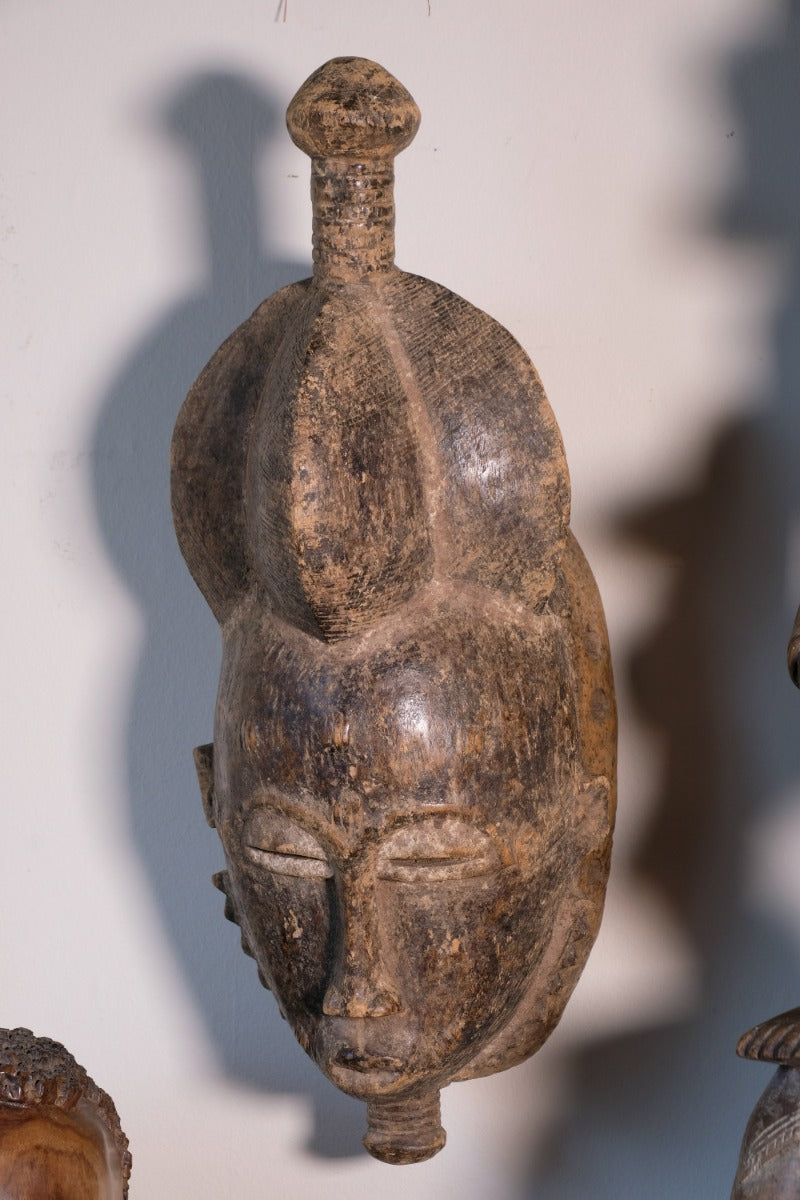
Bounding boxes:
[326,1049,408,1097]
[332,1050,405,1073]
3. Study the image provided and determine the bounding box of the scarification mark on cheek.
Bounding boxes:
[285,910,304,940]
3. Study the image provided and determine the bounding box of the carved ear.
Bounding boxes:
[193,743,215,827]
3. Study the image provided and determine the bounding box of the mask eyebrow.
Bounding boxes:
[376,802,495,829]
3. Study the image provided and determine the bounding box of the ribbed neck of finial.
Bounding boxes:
[311,157,395,282]
[363,1090,445,1164]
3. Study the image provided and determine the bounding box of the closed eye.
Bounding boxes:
[246,846,333,878]
[377,817,500,883]
[243,809,332,879]
[380,854,495,883]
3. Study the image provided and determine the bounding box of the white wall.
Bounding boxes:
[2,0,799,1195]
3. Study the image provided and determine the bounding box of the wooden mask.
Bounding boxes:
[0,1028,131,1199]
[732,1010,800,1196]
[171,57,616,1164]
[729,627,800,1194]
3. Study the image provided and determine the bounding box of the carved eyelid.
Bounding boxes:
[244,810,333,879]
[377,817,499,882]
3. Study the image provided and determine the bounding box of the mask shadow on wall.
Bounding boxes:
[91,69,366,1158]
[523,8,800,1197]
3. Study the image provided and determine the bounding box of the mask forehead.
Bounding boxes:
[214,605,578,837]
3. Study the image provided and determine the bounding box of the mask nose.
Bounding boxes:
[321,868,404,1019]
[322,976,402,1019]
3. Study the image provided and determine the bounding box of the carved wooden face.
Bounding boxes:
[212,601,581,1099]
[0,1029,130,1198]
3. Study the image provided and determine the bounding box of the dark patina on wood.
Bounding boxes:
[732,1010,800,1198]
[788,606,800,687]
[0,1027,131,1199]
[171,57,616,1164]
[732,631,800,1195]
